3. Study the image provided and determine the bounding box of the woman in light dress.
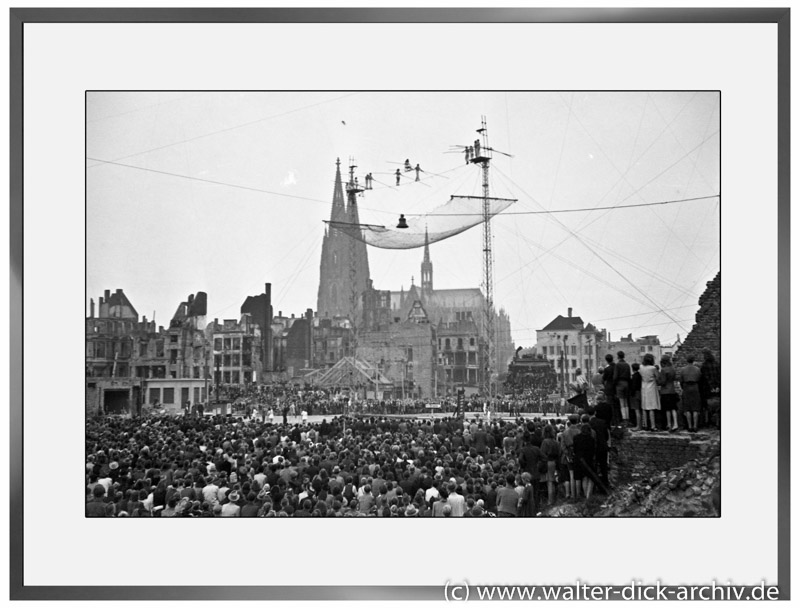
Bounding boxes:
[639,353,661,431]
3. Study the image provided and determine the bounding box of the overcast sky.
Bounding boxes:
[86,91,720,346]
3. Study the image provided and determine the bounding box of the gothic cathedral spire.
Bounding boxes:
[421,225,433,295]
[330,157,346,223]
[317,159,371,322]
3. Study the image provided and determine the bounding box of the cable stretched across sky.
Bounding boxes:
[86,156,716,219]
[417,194,719,217]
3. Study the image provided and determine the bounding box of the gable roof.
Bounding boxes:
[407,299,429,322]
[104,289,138,318]
[541,315,584,331]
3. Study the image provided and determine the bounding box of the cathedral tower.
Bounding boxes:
[421,226,433,297]
[316,159,371,323]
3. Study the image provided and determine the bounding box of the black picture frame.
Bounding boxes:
[10,7,790,601]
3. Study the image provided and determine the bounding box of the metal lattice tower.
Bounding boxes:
[470,116,495,396]
[345,158,365,356]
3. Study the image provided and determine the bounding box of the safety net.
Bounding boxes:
[326,195,516,250]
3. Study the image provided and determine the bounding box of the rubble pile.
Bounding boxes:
[593,442,720,517]
[540,432,721,518]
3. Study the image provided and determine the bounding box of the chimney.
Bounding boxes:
[98,296,104,307]
[188,294,194,304]
[89,298,95,318]
[265,283,273,374]
[104,289,110,300]
[306,308,314,364]
[568,307,572,317]
[279,311,282,317]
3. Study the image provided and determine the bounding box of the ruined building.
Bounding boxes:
[86,289,212,416]
[674,271,721,366]
[206,315,263,387]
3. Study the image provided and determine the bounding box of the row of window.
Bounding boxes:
[89,320,138,335]
[88,340,210,362]
[213,353,253,368]
[547,344,578,356]
[149,386,207,405]
[438,351,478,367]
[213,337,252,351]
[438,337,476,350]
[443,367,479,384]
[553,357,578,369]
[215,371,241,385]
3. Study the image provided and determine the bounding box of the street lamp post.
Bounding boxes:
[401,360,406,401]
[562,334,568,398]
[204,364,209,412]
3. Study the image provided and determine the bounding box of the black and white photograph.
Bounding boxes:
[85,91,721,520]
[11,5,789,602]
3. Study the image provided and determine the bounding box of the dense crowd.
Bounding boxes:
[87,350,719,518]
[86,404,619,518]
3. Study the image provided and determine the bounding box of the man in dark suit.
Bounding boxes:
[471,423,489,457]
[613,351,632,426]
[587,405,610,491]
[602,353,618,425]
[519,435,544,512]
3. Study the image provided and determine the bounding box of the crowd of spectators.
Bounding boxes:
[86,401,615,518]
[88,350,719,518]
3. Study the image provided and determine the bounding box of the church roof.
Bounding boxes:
[390,287,483,306]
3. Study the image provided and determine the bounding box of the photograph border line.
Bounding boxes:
[10,7,789,601]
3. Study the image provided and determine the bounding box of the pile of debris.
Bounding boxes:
[593,437,720,517]
[539,433,721,518]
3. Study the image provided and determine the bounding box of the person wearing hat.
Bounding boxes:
[220,491,241,517]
